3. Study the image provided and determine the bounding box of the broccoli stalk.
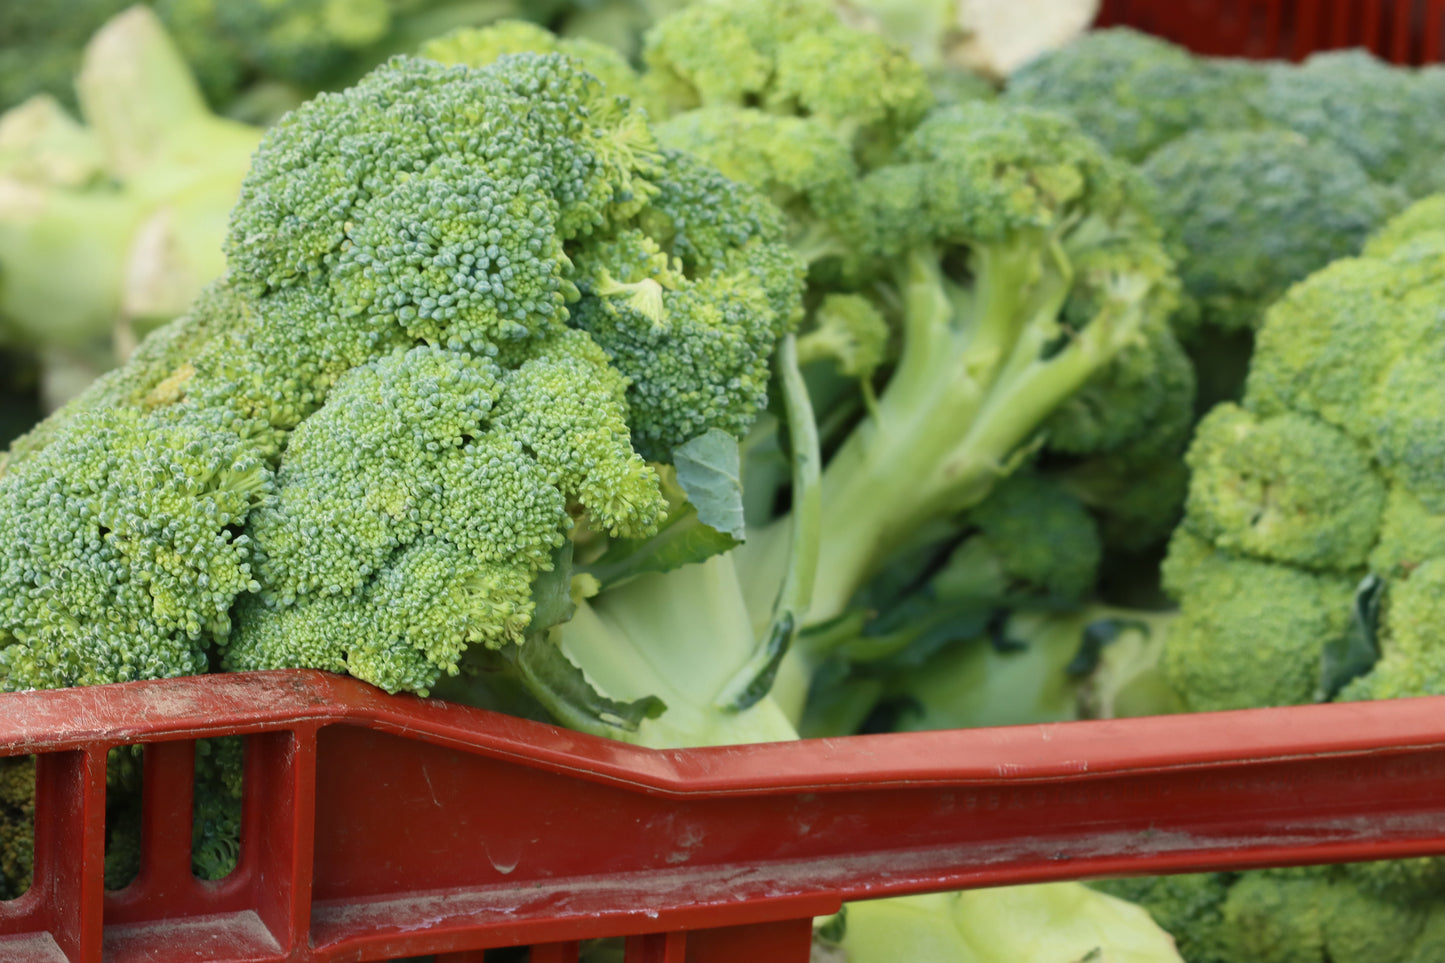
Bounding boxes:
[0,7,261,407]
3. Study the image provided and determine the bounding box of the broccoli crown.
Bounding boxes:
[226,334,664,693]
[0,401,272,691]
[1162,197,1445,713]
[1142,128,1405,334]
[1004,28,1266,163]
[418,19,649,108]
[866,101,1154,256]
[641,0,931,156]
[1183,403,1386,571]
[0,52,801,697]
[763,97,1180,628]
[568,149,805,459]
[1250,50,1445,195]
[1220,867,1429,963]
[1160,531,1356,712]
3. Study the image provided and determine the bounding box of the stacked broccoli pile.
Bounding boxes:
[5,3,1445,961]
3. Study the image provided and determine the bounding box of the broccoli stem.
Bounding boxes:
[746,239,1160,722]
[557,553,798,748]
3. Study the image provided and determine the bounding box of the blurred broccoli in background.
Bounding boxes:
[0,0,581,116]
[1005,27,1265,162]
[0,7,261,410]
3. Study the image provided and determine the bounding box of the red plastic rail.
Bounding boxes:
[1096,0,1445,63]
[4,672,1445,961]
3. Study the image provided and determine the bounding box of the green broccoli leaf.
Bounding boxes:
[1317,574,1385,702]
[505,636,668,735]
[673,428,747,540]
[583,430,747,588]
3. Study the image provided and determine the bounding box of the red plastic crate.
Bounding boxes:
[6,670,1445,961]
[1097,0,1445,62]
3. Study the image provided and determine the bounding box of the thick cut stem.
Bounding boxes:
[557,554,799,748]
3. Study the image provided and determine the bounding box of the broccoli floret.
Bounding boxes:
[1182,404,1386,572]
[568,152,806,459]
[653,107,864,271]
[1159,532,1356,712]
[1142,128,1405,336]
[418,18,648,106]
[641,0,932,161]
[1004,28,1265,162]
[225,334,664,694]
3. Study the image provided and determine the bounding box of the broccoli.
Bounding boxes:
[653,106,865,272]
[1090,873,1235,963]
[641,0,933,162]
[1004,28,1265,163]
[0,7,261,408]
[418,17,649,107]
[1220,867,1430,963]
[0,48,801,714]
[1249,50,1445,198]
[1160,197,1445,716]
[1142,128,1405,337]
[738,99,1180,638]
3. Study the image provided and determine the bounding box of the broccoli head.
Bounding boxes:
[770,99,1179,627]
[1162,197,1445,716]
[1004,27,1265,163]
[1250,50,1445,198]
[1142,128,1405,335]
[0,51,802,704]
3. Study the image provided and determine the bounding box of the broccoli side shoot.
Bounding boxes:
[640,0,932,162]
[745,100,1179,630]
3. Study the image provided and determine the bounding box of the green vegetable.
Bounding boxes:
[0,7,261,406]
